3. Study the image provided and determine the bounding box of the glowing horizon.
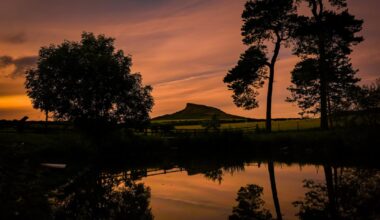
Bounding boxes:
[0,0,379,120]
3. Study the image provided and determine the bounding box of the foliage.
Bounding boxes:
[241,0,295,46]
[224,46,268,109]
[355,79,380,111]
[291,0,363,128]
[25,32,153,126]
[292,5,363,58]
[349,78,380,125]
[224,0,296,108]
[229,184,273,220]
[287,54,361,117]
[224,0,296,132]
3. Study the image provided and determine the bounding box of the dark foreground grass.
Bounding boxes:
[0,126,379,166]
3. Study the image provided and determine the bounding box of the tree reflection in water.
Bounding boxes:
[229,184,273,220]
[293,167,380,220]
[52,170,153,220]
[202,164,246,184]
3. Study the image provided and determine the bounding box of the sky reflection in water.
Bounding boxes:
[139,164,324,220]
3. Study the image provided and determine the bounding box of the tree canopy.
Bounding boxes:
[291,0,363,128]
[224,46,268,110]
[25,32,153,126]
[287,53,361,118]
[224,0,296,132]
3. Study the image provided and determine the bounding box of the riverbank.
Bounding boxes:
[1,126,379,166]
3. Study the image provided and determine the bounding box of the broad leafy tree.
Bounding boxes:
[291,0,363,129]
[25,32,153,126]
[224,0,296,132]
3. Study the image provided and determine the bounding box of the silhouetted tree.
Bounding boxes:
[25,66,54,123]
[291,0,363,129]
[229,184,273,220]
[287,54,361,127]
[355,79,380,110]
[25,32,153,127]
[224,0,296,132]
[352,78,380,125]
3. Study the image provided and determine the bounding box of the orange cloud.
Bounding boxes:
[0,0,379,120]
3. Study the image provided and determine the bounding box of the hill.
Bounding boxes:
[153,103,249,121]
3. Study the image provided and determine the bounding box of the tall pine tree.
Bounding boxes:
[224,0,296,132]
[291,0,363,129]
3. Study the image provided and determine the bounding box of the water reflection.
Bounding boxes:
[229,184,272,220]
[202,165,245,184]
[293,166,380,220]
[53,170,153,219]
[268,161,282,220]
[1,158,379,220]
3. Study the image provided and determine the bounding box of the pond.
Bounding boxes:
[139,163,325,220]
[1,157,379,220]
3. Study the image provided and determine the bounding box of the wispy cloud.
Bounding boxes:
[0,55,37,78]
[0,32,27,44]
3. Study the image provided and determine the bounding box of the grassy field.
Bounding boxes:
[174,119,320,131]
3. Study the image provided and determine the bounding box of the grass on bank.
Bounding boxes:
[1,124,379,165]
[174,119,320,131]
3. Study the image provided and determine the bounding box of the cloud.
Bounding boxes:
[152,69,224,86]
[0,32,27,44]
[0,55,37,78]
[0,56,13,68]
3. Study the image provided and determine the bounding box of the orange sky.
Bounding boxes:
[0,0,379,120]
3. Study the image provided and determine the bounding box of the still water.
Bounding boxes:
[140,163,324,220]
[1,159,379,219]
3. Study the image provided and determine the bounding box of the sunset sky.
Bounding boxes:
[0,0,379,120]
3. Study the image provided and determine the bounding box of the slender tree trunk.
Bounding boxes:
[266,67,274,132]
[266,36,281,133]
[314,0,329,130]
[319,47,329,130]
[268,161,282,220]
[324,165,337,219]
